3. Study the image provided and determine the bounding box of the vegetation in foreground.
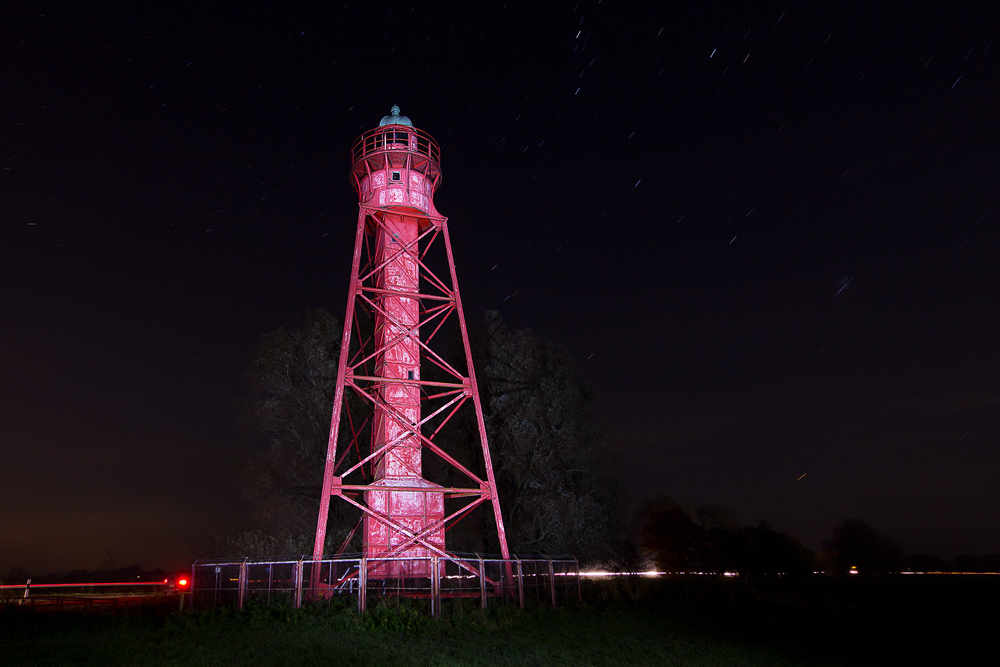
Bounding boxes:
[2,575,997,666]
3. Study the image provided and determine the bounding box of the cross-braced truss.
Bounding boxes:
[312,204,510,569]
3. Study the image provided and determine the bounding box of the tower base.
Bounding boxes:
[364,477,445,578]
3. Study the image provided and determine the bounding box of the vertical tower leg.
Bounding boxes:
[313,209,368,563]
[441,220,511,559]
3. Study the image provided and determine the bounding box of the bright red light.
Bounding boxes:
[178,579,188,587]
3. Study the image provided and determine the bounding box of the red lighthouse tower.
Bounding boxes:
[312,106,510,574]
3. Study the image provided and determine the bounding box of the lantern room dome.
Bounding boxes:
[379,105,412,127]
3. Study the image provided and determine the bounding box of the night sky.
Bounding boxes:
[3,2,998,574]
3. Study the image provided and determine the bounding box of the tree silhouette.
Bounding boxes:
[469,312,622,560]
[638,496,714,572]
[639,498,815,577]
[823,518,904,576]
[237,309,348,544]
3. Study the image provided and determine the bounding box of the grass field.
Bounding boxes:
[2,576,996,666]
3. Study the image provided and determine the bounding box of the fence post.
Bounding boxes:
[189,565,196,610]
[431,557,441,619]
[478,556,486,609]
[358,558,367,613]
[237,561,248,609]
[575,558,582,602]
[294,558,304,609]
[516,559,524,609]
[548,560,557,606]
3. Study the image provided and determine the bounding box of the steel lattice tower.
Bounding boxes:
[312,106,510,574]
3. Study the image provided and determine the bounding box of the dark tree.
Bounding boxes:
[906,553,947,573]
[638,495,714,572]
[639,498,815,578]
[236,309,349,549]
[822,518,904,576]
[200,529,317,560]
[471,312,622,561]
[737,521,816,579]
[603,538,648,575]
[949,553,1000,573]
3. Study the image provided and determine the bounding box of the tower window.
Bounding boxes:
[407,370,415,380]
[391,171,402,182]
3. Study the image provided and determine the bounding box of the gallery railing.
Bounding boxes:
[191,555,580,617]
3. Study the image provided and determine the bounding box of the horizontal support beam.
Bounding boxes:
[334,483,488,496]
[358,286,454,302]
[347,374,468,390]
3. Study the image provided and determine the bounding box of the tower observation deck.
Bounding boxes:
[350,105,442,223]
